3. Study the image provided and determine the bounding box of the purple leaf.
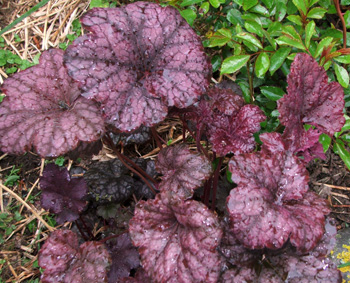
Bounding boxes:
[129,192,223,282]
[267,253,342,282]
[107,233,140,282]
[188,88,265,155]
[64,2,211,132]
[227,132,330,251]
[0,49,105,157]
[156,144,212,199]
[84,159,134,205]
[38,230,111,283]
[277,53,345,159]
[120,268,151,283]
[40,164,88,224]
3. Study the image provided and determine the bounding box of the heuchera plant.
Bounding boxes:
[0,1,345,282]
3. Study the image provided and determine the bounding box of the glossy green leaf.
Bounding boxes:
[267,22,282,37]
[243,0,258,10]
[269,47,291,75]
[276,2,287,21]
[211,55,222,73]
[180,9,197,26]
[260,86,285,101]
[276,36,306,50]
[244,20,264,37]
[261,0,274,9]
[319,133,331,152]
[235,32,263,48]
[314,36,333,58]
[227,9,244,26]
[221,55,251,74]
[200,2,210,13]
[344,10,350,28]
[334,63,349,88]
[287,15,303,26]
[255,53,270,78]
[334,55,350,64]
[334,140,350,170]
[237,81,251,103]
[249,4,269,16]
[292,0,307,15]
[209,0,221,8]
[180,0,203,6]
[282,25,302,40]
[309,0,320,6]
[305,20,316,48]
[341,0,350,4]
[335,115,350,138]
[263,30,277,50]
[307,7,327,19]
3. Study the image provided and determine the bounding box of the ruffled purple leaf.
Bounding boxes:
[188,88,265,155]
[107,233,140,282]
[227,132,330,251]
[40,164,88,224]
[277,53,345,160]
[129,192,223,282]
[156,144,212,199]
[38,230,111,283]
[0,49,105,157]
[64,2,211,132]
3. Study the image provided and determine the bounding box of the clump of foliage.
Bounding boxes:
[1,0,349,282]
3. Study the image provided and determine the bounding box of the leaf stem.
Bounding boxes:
[211,157,224,210]
[103,135,157,195]
[247,60,254,103]
[151,126,163,149]
[333,0,347,48]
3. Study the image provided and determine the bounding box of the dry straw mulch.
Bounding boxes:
[0,1,91,281]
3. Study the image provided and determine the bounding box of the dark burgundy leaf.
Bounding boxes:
[84,159,134,205]
[107,233,140,282]
[64,2,211,132]
[156,144,212,199]
[40,164,88,224]
[119,268,151,283]
[110,126,151,146]
[39,230,111,283]
[129,192,223,282]
[278,53,344,135]
[0,49,105,157]
[267,253,341,283]
[277,53,345,160]
[227,132,330,251]
[188,88,265,155]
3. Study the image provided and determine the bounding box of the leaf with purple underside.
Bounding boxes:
[40,164,88,224]
[38,230,111,283]
[188,88,265,155]
[107,233,140,282]
[129,192,223,282]
[277,53,345,160]
[227,132,330,251]
[0,49,105,157]
[64,2,211,132]
[156,144,212,199]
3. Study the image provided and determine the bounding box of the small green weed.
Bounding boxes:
[4,166,21,187]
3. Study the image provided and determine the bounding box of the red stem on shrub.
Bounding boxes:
[211,157,223,210]
[75,219,89,241]
[333,0,347,48]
